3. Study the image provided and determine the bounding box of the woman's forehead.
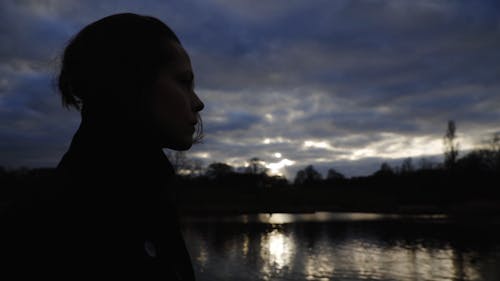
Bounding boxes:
[164,41,192,73]
[171,42,191,64]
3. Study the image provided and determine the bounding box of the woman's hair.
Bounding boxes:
[58,13,181,111]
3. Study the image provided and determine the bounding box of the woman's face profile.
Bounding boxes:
[149,41,204,151]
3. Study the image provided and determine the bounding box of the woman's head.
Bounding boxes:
[58,13,204,150]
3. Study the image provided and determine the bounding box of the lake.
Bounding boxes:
[181,212,500,281]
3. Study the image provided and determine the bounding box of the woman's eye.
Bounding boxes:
[179,78,192,88]
[184,80,194,90]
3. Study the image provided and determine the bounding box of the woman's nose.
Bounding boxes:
[192,93,204,112]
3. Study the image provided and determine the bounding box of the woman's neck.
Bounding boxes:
[76,106,159,152]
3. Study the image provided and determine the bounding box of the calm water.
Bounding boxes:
[181,213,500,281]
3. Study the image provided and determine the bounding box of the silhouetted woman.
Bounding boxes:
[3,13,204,280]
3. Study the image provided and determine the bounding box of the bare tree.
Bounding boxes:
[418,157,435,170]
[189,159,204,177]
[326,168,345,180]
[486,132,500,152]
[165,151,190,174]
[246,157,267,175]
[206,162,234,178]
[481,132,500,171]
[294,165,322,185]
[443,120,459,169]
[400,157,414,174]
[374,162,395,177]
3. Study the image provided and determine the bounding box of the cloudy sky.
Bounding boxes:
[1,0,499,178]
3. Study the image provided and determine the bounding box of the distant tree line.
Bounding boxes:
[1,121,500,212]
[1,121,500,190]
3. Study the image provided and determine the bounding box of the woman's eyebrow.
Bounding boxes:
[179,70,194,80]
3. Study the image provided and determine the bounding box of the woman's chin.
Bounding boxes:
[163,137,193,151]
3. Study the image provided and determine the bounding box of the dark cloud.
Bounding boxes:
[205,111,262,133]
[1,0,500,177]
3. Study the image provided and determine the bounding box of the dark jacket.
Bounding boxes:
[1,120,195,280]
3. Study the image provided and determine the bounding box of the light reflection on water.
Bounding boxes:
[181,213,500,281]
[187,212,450,224]
[261,229,295,274]
[260,212,386,224]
